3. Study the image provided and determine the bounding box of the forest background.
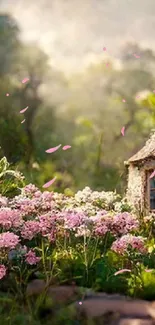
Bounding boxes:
[0,0,155,195]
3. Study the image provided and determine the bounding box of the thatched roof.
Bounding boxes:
[125,130,155,165]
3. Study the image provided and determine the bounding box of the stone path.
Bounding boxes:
[27,280,155,324]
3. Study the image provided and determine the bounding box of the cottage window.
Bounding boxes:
[149,174,155,210]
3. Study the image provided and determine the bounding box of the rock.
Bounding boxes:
[26,279,82,304]
[118,318,154,325]
[85,292,131,300]
[26,282,155,323]
[73,299,152,319]
[148,302,155,319]
[47,285,80,304]
[26,279,45,296]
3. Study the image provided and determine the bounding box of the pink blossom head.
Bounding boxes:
[0,196,8,207]
[63,211,88,230]
[22,184,40,198]
[46,229,56,243]
[25,250,40,265]
[93,214,113,236]
[0,208,23,229]
[38,213,57,235]
[0,232,20,249]
[112,212,139,235]
[21,220,40,240]
[0,265,6,279]
[111,235,147,255]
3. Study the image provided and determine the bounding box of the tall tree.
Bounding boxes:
[14,44,50,166]
[0,14,20,76]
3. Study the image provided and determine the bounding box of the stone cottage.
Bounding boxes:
[124,131,155,214]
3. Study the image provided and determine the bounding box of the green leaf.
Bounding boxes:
[0,157,9,176]
[76,117,93,128]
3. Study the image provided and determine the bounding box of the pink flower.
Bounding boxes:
[112,213,139,235]
[63,211,88,229]
[21,221,40,240]
[41,192,54,211]
[111,235,146,255]
[0,195,8,207]
[25,250,40,265]
[114,269,131,276]
[46,229,56,243]
[0,265,6,279]
[0,232,20,249]
[94,223,109,236]
[93,212,139,237]
[22,184,40,197]
[0,208,23,229]
[13,198,37,216]
[89,211,108,223]
[145,269,153,272]
[38,213,57,235]
[11,191,55,216]
[93,214,113,236]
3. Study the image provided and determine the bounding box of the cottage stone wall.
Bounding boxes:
[127,159,155,214]
[126,164,144,212]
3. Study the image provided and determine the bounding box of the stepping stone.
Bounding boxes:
[118,318,154,325]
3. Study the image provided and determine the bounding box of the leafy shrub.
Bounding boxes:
[0,157,24,197]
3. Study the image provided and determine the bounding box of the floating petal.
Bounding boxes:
[45,144,61,153]
[121,126,125,136]
[43,177,57,188]
[114,269,131,276]
[62,145,71,151]
[20,106,29,114]
[22,78,29,84]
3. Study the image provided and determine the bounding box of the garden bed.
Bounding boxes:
[0,157,155,323]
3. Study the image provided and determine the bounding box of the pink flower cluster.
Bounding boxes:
[62,211,89,230]
[93,212,139,237]
[10,197,37,217]
[0,232,20,249]
[112,212,139,235]
[21,184,40,198]
[93,214,112,236]
[111,234,147,255]
[0,265,6,279]
[38,213,57,235]
[21,213,58,240]
[0,195,8,207]
[0,208,23,229]
[21,221,40,240]
[10,187,55,217]
[0,182,148,282]
[25,249,40,265]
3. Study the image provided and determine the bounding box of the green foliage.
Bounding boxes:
[126,267,155,300]
[1,13,155,192]
[93,256,128,294]
[140,270,155,300]
[21,160,75,193]
[0,14,20,76]
[0,157,25,197]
